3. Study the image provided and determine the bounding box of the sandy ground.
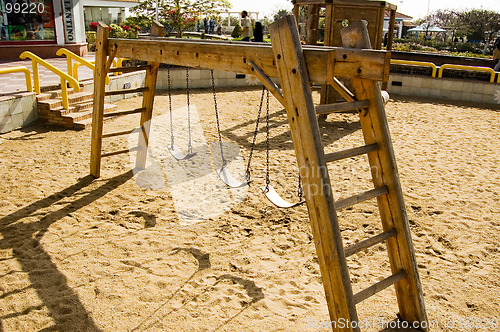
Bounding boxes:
[0,87,498,331]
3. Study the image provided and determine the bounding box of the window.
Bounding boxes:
[84,7,125,28]
[0,0,55,42]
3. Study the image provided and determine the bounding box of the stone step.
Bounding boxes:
[73,104,118,129]
[37,91,94,111]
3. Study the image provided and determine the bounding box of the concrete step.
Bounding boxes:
[37,91,94,110]
[73,104,118,129]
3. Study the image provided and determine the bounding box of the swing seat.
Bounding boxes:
[168,145,196,161]
[262,185,305,209]
[216,166,249,188]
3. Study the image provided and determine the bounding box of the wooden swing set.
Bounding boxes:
[90,16,427,332]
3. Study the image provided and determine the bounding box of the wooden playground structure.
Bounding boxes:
[90,13,427,332]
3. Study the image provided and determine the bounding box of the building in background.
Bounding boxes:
[384,12,413,39]
[82,0,137,28]
[0,0,137,59]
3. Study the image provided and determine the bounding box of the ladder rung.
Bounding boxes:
[102,128,138,138]
[344,228,397,257]
[108,65,151,73]
[353,270,406,304]
[315,100,370,115]
[335,186,388,210]
[325,143,379,163]
[101,146,139,157]
[105,87,148,96]
[103,107,146,118]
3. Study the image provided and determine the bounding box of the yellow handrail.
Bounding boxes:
[438,64,496,83]
[113,58,129,76]
[390,59,438,77]
[0,66,33,92]
[72,59,117,82]
[57,48,110,84]
[72,60,94,82]
[20,51,80,110]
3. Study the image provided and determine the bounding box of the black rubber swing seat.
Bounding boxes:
[262,185,305,209]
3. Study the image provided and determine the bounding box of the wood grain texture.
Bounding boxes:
[90,22,109,178]
[269,15,358,331]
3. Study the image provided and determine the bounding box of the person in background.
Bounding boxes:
[493,43,500,72]
[253,22,263,42]
[239,11,253,42]
[209,18,215,34]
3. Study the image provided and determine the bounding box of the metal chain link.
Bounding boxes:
[168,66,174,148]
[245,86,266,183]
[264,89,270,192]
[298,174,303,201]
[186,68,193,155]
[211,70,226,168]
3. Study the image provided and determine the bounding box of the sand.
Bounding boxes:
[0,87,498,331]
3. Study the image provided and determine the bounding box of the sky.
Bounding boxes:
[228,0,499,20]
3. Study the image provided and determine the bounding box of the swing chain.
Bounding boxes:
[211,70,227,168]
[186,68,193,155]
[297,174,303,201]
[168,66,174,149]
[264,89,270,192]
[245,86,266,183]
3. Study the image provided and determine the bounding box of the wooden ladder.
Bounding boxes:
[90,22,164,178]
[269,16,427,331]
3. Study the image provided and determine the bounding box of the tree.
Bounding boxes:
[456,9,500,43]
[273,9,290,22]
[131,0,231,37]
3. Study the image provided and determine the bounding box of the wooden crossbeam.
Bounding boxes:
[325,143,379,163]
[344,228,397,257]
[353,270,406,304]
[105,87,148,96]
[105,38,389,83]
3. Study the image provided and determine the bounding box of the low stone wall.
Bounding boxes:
[0,92,38,134]
[2,68,498,134]
[387,74,499,105]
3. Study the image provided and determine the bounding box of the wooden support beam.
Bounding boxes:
[341,20,428,328]
[344,228,397,257]
[249,61,285,106]
[103,107,146,118]
[90,22,109,178]
[353,270,406,304]
[324,143,379,163]
[269,16,358,331]
[105,39,389,83]
[105,87,148,96]
[135,21,162,170]
[315,99,369,115]
[335,186,388,210]
[102,128,137,138]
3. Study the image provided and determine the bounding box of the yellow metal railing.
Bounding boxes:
[57,48,111,84]
[390,59,438,77]
[0,66,33,92]
[20,51,80,110]
[438,64,496,83]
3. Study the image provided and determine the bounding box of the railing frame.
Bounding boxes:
[20,51,80,110]
[0,66,33,92]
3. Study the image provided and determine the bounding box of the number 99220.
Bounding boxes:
[5,2,45,15]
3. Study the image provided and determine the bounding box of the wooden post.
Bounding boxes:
[386,9,396,51]
[269,16,358,331]
[135,21,162,170]
[341,21,428,328]
[90,21,109,178]
[305,5,320,45]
